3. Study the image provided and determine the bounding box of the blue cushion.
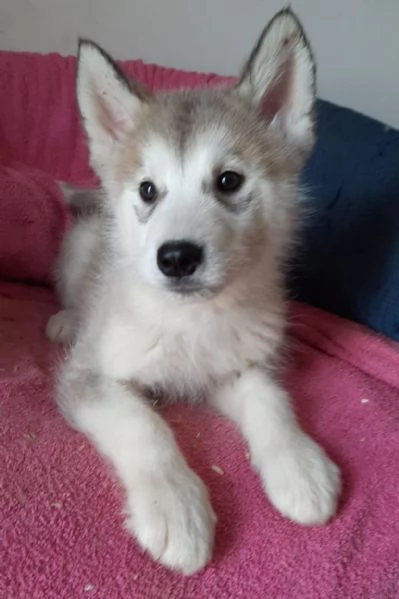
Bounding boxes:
[291,100,399,340]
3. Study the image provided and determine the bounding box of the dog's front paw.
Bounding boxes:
[260,434,341,526]
[125,465,216,575]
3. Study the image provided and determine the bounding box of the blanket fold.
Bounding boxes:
[0,163,70,285]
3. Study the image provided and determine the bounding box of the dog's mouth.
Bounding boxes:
[165,279,215,299]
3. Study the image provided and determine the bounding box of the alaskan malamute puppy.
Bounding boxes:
[47,8,340,575]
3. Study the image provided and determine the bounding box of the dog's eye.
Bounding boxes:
[139,181,158,203]
[216,171,244,193]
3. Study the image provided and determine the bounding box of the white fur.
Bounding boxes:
[210,370,340,525]
[63,376,216,575]
[48,9,341,576]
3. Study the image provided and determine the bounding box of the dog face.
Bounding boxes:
[77,9,315,297]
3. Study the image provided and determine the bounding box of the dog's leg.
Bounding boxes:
[58,366,216,574]
[210,368,340,525]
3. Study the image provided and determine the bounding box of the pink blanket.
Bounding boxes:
[1,51,399,599]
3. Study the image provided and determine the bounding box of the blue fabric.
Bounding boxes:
[291,99,399,340]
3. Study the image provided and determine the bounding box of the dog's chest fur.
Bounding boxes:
[92,280,284,399]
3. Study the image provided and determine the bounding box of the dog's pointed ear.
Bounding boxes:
[77,39,150,172]
[236,8,316,156]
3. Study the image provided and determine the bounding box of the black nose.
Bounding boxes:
[157,241,204,278]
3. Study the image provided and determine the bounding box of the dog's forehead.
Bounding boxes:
[151,89,239,144]
[141,131,223,184]
[122,88,280,182]
[140,89,263,164]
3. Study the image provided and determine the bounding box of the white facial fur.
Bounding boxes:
[112,128,276,296]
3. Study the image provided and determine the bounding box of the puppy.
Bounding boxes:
[47,8,341,575]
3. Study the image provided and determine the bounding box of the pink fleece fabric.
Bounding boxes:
[0,51,398,598]
[0,163,70,285]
